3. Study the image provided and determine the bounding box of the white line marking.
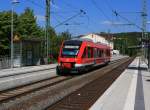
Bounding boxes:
[123,58,139,110]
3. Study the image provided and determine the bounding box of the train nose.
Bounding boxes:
[61,62,75,69]
[62,63,71,68]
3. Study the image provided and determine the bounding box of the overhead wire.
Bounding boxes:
[113,11,144,31]
[61,0,79,12]
[26,0,73,25]
[27,0,45,10]
[103,0,142,32]
[105,0,114,12]
[52,1,94,33]
[91,0,111,21]
[26,0,98,34]
[54,10,86,28]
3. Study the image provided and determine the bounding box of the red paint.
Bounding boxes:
[58,40,111,70]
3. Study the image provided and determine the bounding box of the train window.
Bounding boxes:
[106,49,110,56]
[98,49,103,57]
[94,48,97,58]
[102,50,104,57]
[62,45,80,58]
[97,49,99,58]
[82,47,87,58]
[106,50,108,56]
[88,47,91,58]
[91,47,94,58]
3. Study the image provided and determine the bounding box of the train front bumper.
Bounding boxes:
[56,65,85,74]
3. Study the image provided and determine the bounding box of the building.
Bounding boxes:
[78,33,114,50]
[13,36,44,67]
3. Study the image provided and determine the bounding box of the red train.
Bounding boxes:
[56,39,111,74]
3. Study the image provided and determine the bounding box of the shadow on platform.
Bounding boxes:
[127,66,147,71]
[146,79,150,82]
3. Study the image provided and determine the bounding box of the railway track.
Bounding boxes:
[0,69,57,92]
[47,58,134,110]
[0,57,132,110]
[0,76,73,103]
[0,57,126,92]
[0,65,56,78]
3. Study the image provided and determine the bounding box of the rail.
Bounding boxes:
[0,57,133,110]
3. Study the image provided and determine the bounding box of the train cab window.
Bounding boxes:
[62,45,80,58]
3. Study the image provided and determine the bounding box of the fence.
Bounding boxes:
[0,56,11,69]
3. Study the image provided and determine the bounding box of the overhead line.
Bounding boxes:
[22,0,68,26]
[27,0,45,10]
[105,0,114,11]
[52,0,97,33]
[54,10,86,28]
[91,0,111,21]
[113,10,144,31]
[104,0,144,31]
[26,0,98,33]
[62,0,79,12]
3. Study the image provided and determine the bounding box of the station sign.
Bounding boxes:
[64,45,79,49]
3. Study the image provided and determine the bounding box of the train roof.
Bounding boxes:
[64,39,110,49]
[64,40,82,45]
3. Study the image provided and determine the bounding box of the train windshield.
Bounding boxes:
[61,40,82,58]
[62,45,80,58]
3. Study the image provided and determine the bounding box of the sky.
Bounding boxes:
[0,0,150,36]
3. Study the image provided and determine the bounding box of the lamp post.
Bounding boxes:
[11,0,19,68]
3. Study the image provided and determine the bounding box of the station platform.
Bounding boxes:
[0,55,125,77]
[0,64,57,78]
[90,57,150,110]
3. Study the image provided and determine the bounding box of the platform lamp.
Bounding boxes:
[11,0,19,68]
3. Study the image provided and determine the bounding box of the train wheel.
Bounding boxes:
[56,66,63,75]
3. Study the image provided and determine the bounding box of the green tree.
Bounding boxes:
[113,32,141,56]
[49,30,71,59]
[0,11,18,55]
[17,8,42,38]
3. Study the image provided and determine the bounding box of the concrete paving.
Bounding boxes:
[0,64,57,91]
[0,55,127,92]
[0,69,56,91]
[90,57,150,110]
[111,55,128,61]
[0,55,125,78]
[0,64,57,78]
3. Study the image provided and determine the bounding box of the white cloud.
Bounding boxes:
[101,21,113,25]
[101,20,133,26]
[147,21,150,24]
[35,15,45,22]
[101,20,123,25]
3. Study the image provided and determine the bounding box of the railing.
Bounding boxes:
[0,56,11,69]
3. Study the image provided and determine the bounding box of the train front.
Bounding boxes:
[57,40,82,74]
